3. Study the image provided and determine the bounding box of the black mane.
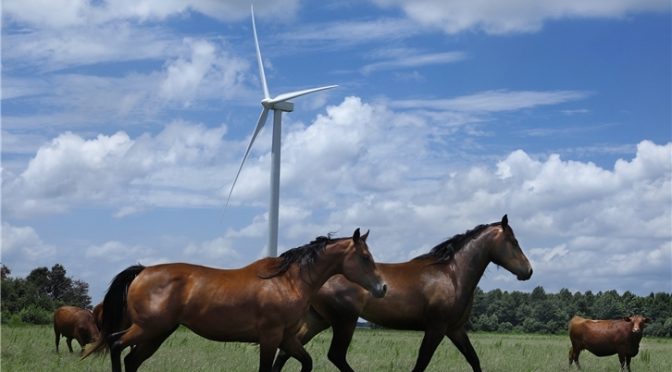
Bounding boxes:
[412,222,499,263]
[261,235,349,278]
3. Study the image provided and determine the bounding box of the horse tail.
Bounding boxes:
[81,264,145,359]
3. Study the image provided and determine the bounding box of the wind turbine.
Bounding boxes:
[226,5,337,257]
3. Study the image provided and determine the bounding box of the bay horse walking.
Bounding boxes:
[274,215,532,372]
[83,229,386,372]
[53,305,100,355]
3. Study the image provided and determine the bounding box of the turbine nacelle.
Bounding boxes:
[262,99,294,112]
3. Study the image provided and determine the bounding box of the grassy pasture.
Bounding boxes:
[2,325,670,371]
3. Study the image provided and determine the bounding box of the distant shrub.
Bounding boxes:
[19,305,52,324]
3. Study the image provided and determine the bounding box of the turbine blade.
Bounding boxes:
[251,5,270,100]
[226,107,270,206]
[270,85,338,104]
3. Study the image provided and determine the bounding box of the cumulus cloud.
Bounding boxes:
[3,96,670,295]
[371,0,670,34]
[219,96,671,293]
[159,38,249,106]
[1,223,56,275]
[2,122,229,217]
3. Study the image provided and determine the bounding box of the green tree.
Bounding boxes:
[1,264,92,324]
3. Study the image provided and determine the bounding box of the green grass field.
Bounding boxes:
[2,325,670,371]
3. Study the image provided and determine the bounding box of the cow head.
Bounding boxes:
[624,315,650,334]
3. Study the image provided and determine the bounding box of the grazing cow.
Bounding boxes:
[92,302,103,330]
[568,315,649,372]
[53,305,100,355]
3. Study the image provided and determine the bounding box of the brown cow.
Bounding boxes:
[53,305,100,355]
[568,315,649,372]
[92,302,103,330]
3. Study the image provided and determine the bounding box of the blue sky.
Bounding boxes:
[2,0,671,303]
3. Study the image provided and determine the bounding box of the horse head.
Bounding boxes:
[339,228,387,298]
[489,215,533,281]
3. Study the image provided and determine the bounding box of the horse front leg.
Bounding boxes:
[412,328,445,372]
[259,328,284,372]
[280,336,313,372]
[273,307,330,371]
[446,328,481,372]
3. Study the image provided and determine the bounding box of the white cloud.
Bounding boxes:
[361,51,467,75]
[0,223,56,275]
[184,237,240,261]
[3,96,670,294]
[159,38,249,106]
[3,122,229,217]
[2,36,251,129]
[371,0,670,34]
[2,23,175,72]
[280,18,423,46]
[3,0,300,29]
[391,90,590,112]
[86,241,156,263]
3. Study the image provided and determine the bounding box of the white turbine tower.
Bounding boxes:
[226,5,337,257]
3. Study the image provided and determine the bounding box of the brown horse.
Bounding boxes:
[273,215,532,372]
[83,229,386,372]
[53,305,100,355]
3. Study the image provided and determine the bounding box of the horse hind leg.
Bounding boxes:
[109,323,166,372]
[326,317,358,372]
[124,326,178,372]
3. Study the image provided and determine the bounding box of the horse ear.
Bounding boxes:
[501,214,509,229]
[623,316,632,322]
[361,229,370,242]
[353,228,361,243]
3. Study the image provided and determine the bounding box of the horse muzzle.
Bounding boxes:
[372,283,387,298]
[517,267,533,281]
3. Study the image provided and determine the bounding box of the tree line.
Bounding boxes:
[1,264,91,324]
[1,264,671,337]
[468,286,672,337]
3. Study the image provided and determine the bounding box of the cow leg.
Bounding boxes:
[66,337,74,353]
[411,328,445,372]
[625,355,632,372]
[618,353,627,372]
[54,329,61,352]
[446,328,482,372]
[569,344,581,369]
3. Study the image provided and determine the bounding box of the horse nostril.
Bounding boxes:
[381,284,388,296]
[529,268,534,276]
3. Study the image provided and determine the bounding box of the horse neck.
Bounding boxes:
[295,242,347,295]
[450,229,495,303]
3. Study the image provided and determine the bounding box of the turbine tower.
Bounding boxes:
[226,5,337,257]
